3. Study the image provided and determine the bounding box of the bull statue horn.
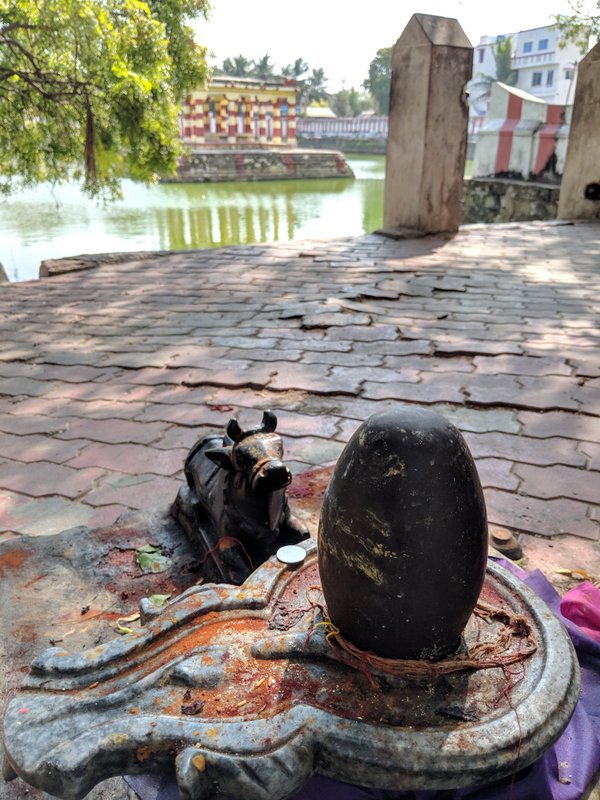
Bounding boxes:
[261,410,277,433]
[226,418,243,442]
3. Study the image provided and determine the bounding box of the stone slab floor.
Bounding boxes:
[0,219,599,584]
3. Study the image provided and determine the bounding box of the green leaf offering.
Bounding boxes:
[135,544,170,574]
[148,594,172,608]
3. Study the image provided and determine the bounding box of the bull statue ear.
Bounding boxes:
[226,418,243,442]
[206,447,234,471]
[261,410,277,433]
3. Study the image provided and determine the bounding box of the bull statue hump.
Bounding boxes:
[172,410,309,584]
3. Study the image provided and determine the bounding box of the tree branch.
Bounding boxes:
[0,22,40,36]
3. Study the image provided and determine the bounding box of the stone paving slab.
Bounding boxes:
[0,221,598,551]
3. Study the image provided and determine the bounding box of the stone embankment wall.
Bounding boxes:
[171,148,354,183]
[461,178,559,225]
[296,136,387,155]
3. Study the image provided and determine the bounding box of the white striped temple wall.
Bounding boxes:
[472,82,571,182]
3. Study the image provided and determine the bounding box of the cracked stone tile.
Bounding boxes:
[301,312,372,329]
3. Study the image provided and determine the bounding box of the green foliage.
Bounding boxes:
[363,46,391,115]
[330,87,372,117]
[253,52,274,79]
[217,53,329,101]
[221,54,252,77]
[469,35,517,105]
[305,67,328,103]
[554,1,598,52]
[282,58,309,80]
[148,593,172,607]
[135,544,170,574]
[0,0,209,197]
[220,52,279,81]
[492,36,518,85]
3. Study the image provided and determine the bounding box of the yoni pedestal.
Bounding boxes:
[2,408,580,799]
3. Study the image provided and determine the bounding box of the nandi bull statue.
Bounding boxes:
[172,410,310,583]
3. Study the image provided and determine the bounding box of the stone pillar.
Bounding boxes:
[219,98,227,136]
[286,97,296,146]
[244,97,254,138]
[258,101,267,143]
[182,95,193,141]
[272,99,282,144]
[203,98,211,138]
[558,43,600,220]
[227,99,237,143]
[383,14,472,233]
[194,98,205,144]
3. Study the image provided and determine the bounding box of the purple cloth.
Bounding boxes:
[126,561,600,800]
[561,581,600,644]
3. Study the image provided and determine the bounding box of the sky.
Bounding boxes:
[192,0,592,92]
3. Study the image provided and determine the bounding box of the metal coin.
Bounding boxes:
[276,545,306,565]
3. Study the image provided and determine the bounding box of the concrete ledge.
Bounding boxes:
[39,250,184,278]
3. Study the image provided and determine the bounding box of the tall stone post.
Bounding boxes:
[383,14,472,234]
[558,43,600,220]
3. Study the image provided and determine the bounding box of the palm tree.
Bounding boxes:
[221,55,252,77]
[493,37,518,85]
[306,68,329,103]
[252,54,274,80]
[282,58,309,80]
[468,36,518,115]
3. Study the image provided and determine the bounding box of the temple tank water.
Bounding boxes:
[0,155,385,282]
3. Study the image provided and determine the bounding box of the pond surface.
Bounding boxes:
[0,155,385,282]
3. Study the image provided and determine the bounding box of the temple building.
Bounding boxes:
[180,76,298,147]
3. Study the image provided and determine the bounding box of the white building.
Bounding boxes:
[469,24,583,125]
[512,26,581,105]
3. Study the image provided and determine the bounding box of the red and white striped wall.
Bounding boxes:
[180,85,298,147]
[473,83,570,180]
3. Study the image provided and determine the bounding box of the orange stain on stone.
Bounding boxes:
[0,547,29,576]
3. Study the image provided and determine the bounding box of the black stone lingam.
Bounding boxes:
[318,406,488,660]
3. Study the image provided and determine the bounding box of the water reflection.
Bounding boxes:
[0,155,385,282]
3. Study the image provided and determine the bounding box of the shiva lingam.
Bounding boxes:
[2,408,579,799]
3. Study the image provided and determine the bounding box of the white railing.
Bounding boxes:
[297,117,388,139]
[512,52,556,67]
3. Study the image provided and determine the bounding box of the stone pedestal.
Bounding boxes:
[0,466,583,799]
[383,14,472,233]
[2,543,580,799]
[558,43,600,220]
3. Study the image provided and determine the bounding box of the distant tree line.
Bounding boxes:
[218,52,330,106]
[216,51,392,116]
